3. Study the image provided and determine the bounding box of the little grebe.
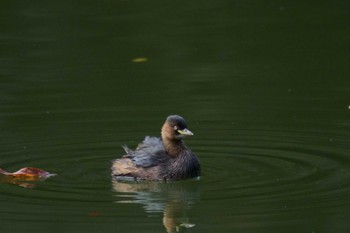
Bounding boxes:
[112,115,200,181]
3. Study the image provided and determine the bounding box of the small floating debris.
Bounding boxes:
[88,210,102,217]
[0,167,56,181]
[132,57,148,63]
[179,223,195,228]
[175,223,196,232]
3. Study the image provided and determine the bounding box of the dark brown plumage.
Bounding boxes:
[111,115,200,181]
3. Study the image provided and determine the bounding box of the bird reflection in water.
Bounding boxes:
[112,178,200,233]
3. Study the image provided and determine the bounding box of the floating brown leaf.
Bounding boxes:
[0,167,56,181]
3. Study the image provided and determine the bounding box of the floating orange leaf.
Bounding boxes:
[0,167,56,181]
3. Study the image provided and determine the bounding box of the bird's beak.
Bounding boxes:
[177,128,194,136]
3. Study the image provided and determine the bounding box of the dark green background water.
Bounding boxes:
[1,1,350,233]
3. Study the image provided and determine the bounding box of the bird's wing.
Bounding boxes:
[126,136,169,168]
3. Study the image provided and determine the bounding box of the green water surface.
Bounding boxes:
[1,1,350,233]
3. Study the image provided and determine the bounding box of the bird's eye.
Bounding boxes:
[173,126,178,131]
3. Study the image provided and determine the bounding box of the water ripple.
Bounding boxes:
[198,128,350,213]
[1,125,349,221]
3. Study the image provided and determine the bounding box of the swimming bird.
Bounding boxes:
[112,115,200,181]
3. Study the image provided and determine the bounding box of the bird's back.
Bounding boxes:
[112,136,169,180]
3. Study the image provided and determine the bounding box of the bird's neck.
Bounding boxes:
[162,139,186,157]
